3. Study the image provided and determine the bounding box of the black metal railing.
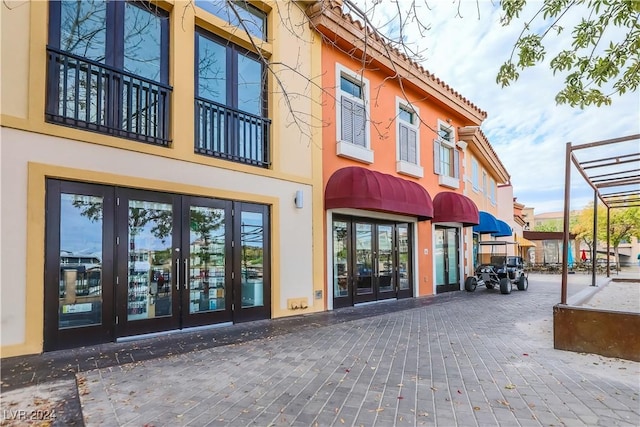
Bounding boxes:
[46,47,172,146]
[195,97,270,168]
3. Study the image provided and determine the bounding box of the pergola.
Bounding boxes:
[560,134,640,304]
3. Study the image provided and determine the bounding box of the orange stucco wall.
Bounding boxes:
[320,45,473,297]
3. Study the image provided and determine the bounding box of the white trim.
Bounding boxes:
[431,224,465,292]
[439,174,460,189]
[471,157,480,191]
[326,210,334,310]
[327,209,420,300]
[395,97,423,177]
[328,208,416,223]
[335,63,372,163]
[396,160,424,178]
[489,178,497,205]
[435,119,459,187]
[336,141,374,164]
[437,119,456,146]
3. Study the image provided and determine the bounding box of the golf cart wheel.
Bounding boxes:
[465,276,477,292]
[517,275,528,291]
[499,277,512,294]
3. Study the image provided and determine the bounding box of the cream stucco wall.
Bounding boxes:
[0,127,317,355]
[0,0,324,357]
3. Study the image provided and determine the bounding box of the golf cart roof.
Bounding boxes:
[478,241,516,246]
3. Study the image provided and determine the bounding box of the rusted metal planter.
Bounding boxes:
[554,279,640,362]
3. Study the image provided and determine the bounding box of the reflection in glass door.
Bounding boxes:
[44,181,115,351]
[183,199,231,328]
[234,203,270,322]
[354,223,374,303]
[397,224,412,299]
[46,181,271,348]
[377,224,395,298]
[117,190,179,337]
[126,199,174,321]
[435,226,460,293]
[334,217,413,306]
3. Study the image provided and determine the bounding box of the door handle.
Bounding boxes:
[174,247,181,292]
[183,258,189,290]
[175,257,181,291]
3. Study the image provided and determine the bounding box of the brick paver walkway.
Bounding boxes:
[71,274,639,426]
[1,272,638,426]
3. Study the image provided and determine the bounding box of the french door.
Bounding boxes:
[435,226,460,293]
[45,180,270,350]
[333,217,413,308]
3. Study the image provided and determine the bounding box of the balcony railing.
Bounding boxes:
[195,97,270,168]
[46,47,172,146]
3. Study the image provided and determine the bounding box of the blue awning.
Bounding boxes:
[472,211,500,234]
[492,219,513,237]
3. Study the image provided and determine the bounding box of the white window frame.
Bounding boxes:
[482,171,488,197]
[433,119,459,189]
[335,63,373,164]
[490,178,496,205]
[471,157,480,192]
[395,97,423,178]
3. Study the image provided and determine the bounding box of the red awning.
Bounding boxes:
[325,167,433,220]
[431,191,479,227]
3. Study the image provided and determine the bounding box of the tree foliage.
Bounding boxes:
[571,202,640,266]
[497,0,640,108]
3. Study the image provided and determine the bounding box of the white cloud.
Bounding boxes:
[355,0,640,214]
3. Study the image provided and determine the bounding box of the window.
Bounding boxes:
[396,98,423,178]
[482,172,488,197]
[195,30,270,167]
[46,1,171,145]
[433,120,459,188]
[340,75,366,146]
[335,64,373,163]
[195,0,266,40]
[471,158,480,191]
[489,178,496,204]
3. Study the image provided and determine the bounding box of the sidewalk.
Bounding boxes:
[2,273,639,426]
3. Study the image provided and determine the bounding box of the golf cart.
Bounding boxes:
[465,241,528,294]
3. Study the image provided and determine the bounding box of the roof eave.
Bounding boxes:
[306,1,487,125]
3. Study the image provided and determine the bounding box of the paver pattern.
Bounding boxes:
[76,275,639,426]
[1,272,639,426]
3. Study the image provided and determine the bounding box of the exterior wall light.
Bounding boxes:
[295,190,304,209]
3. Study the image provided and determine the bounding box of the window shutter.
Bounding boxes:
[341,97,353,143]
[353,102,366,147]
[399,124,408,161]
[472,160,478,189]
[453,148,460,178]
[408,128,417,164]
[433,139,441,175]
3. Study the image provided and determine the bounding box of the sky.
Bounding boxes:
[355,0,640,214]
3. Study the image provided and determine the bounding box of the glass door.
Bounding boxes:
[435,226,460,293]
[353,222,374,304]
[182,197,232,327]
[233,203,270,322]
[46,183,272,348]
[333,218,414,307]
[376,224,396,300]
[332,220,352,308]
[116,189,180,337]
[44,180,115,351]
[396,224,413,299]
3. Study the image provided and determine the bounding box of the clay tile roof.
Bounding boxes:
[316,0,487,120]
